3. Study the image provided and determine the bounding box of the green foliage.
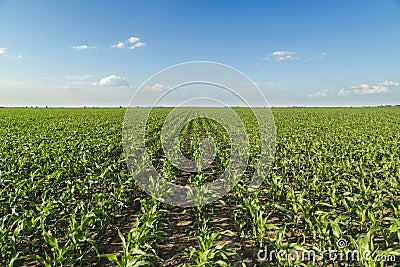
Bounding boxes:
[1,107,399,266]
[101,198,164,266]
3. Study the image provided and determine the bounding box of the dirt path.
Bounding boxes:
[157,196,258,266]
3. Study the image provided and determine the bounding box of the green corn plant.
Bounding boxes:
[31,226,73,267]
[263,227,308,267]
[0,216,22,267]
[102,198,164,266]
[381,217,400,246]
[391,203,399,218]
[186,219,237,267]
[348,227,380,267]
[240,191,275,246]
[102,230,162,267]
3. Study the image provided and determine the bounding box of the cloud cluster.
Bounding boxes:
[0,48,29,60]
[381,81,400,86]
[145,83,170,91]
[98,75,129,86]
[57,74,132,90]
[112,42,125,49]
[112,36,146,50]
[308,89,329,98]
[71,45,97,50]
[261,50,327,63]
[338,81,400,96]
[69,36,146,52]
[265,51,299,61]
[127,37,140,43]
[93,75,129,87]
[128,42,146,49]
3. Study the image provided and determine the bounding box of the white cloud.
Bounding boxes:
[93,75,129,87]
[0,47,30,59]
[381,80,400,87]
[9,53,28,59]
[338,81,400,96]
[128,42,146,49]
[71,45,97,50]
[1,51,29,60]
[308,89,328,98]
[261,50,327,63]
[146,83,170,91]
[111,41,125,49]
[127,36,140,43]
[65,74,92,81]
[264,50,299,61]
[337,88,349,96]
[112,36,146,50]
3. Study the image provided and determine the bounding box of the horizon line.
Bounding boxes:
[1,105,399,108]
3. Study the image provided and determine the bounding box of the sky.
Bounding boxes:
[1,0,400,107]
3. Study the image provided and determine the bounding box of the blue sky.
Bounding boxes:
[1,0,400,106]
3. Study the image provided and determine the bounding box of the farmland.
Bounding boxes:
[0,107,399,266]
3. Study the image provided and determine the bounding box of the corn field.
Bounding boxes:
[0,107,399,266]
